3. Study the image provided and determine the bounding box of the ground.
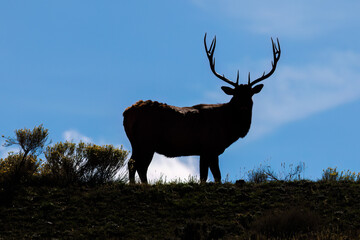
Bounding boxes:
[1,181,360,239]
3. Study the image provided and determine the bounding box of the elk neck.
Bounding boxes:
[223,98,253,138]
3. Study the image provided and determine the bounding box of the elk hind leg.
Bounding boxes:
[136,151,154,184]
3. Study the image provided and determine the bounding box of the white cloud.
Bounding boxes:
[0,138,19,159]
[251,50,360,138]
[62,130,92,143]
[0,146,8,159]
[147,153,199,183]
[192,0,359,38]
[0,145,18,159]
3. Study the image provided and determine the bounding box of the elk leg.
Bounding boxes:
[137,170,148,184]
[209,156,221,183]
[128,157,136,184]
[128,148,141,184]
[199,156,209,183]
[136,151,154,184]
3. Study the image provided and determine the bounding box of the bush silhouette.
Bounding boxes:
[44,142,128,185]
[1,124,49,184]
[0,154,41,183]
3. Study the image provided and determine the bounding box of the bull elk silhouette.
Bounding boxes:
[123,34,281,183]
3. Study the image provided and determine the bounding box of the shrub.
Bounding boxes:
[2,124,49,156]
[247,162,305,183]
[321,167,360,182]
[43,141,85,185]
[1,124,49,184]
[81,144,128,184]
[248,166,268,183]
[339,169,360,182]
[278,162,305,181]
[44,142,128,185]
[0,153,41,183]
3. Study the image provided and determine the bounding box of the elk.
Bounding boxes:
[123,34,281,183]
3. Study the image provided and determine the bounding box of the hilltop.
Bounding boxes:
[1,181,360,239]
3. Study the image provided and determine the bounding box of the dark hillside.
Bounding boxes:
[1,181,360,239]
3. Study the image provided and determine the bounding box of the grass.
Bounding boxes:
[1,180,360,239]
[2,127,358,238]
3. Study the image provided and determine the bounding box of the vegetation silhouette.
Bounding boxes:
[124,34,281,183]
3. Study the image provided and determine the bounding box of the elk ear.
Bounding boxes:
[221,86,235,95]
[252,84,264,95]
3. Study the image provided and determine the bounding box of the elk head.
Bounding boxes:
[204,34,281,106]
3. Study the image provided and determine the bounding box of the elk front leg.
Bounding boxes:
[199,156,209,183]
[209,156,221,183]
[128,158,136,184]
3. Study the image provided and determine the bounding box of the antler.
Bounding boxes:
[248,38,281,86]
[204,33,239,87]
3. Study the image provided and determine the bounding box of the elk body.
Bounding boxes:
[123,34,281,183]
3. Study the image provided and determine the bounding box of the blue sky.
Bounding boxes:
[1,1,360,181]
